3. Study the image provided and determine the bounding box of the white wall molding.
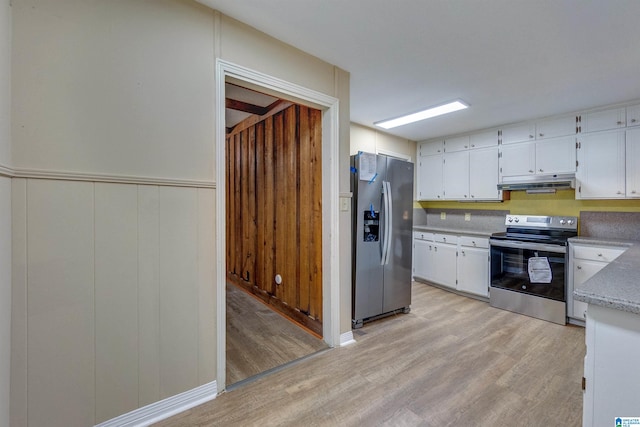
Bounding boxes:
[340,331,356,346]
[6,167,215,188]
[0,163,13,178]
[94,380,217,427]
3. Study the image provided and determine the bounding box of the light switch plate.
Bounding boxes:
[440,212,446,220]
[465,213,471,221]
[340,197,350,212]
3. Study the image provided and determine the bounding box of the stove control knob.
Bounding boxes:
[514,217,519,223]
[507,217,513,222]
[560,219,566,225]
[567,219,574,225]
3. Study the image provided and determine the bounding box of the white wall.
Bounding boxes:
[350,122,416,161]
[0,0,11,426]
[11,0,215,181]
[11,0,348,425]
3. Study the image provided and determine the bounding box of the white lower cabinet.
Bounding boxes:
[583,304,640,427]
[457,237,490,297]
[568,242,627,321]
[413,232,489,297]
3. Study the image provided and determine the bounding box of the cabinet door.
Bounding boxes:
[443,151,469,200]
[626,128,640,198]
[535,136,576,174]
[431,242,457,289]
[536,115,577,139]
[579,108,626,133]
[576,130,626,199]
[457,246,489,297]
[500,123,536,144]
[469,146,500,200]
[417,155,443,200]
[419,140,444,157]
[500,141,536,176]
[413,239,431,281]
[572,259,608,320]
[469,130,498,149]
[445,135,470,152]
[627,104,640,127]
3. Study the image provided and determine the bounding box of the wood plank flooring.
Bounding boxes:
[226,283,328,385]
[157,282,585,427]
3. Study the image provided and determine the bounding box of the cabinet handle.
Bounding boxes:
[539,133,544,137]
[529,169,534,173]
[464,145,468,148]
[471,195,475,198]
[539,169,544,172]
[632,190,637,194]
[577,265,582,269]
[464,194,468,198]
[529,134,534,139]
[597,253,603,257]
[632,119,638,123]
[471,144,475,147]
[472,241,476,246]
[617,191,623,194]
[461,250,465,256]
[617,121,624,125]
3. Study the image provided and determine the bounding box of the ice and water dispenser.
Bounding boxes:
[363,210,379,242]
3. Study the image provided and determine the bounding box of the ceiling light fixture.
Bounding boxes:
[375,100,469,129]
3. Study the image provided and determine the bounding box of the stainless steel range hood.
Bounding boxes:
[497,173,576,192]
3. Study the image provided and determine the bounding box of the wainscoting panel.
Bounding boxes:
[95,183,140,422]
[158,187,200,399]
[10,179,217,427]
[26,179,96,427]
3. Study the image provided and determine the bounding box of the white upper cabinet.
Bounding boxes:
[627,104,640,127]
[417,153,443,200]
[445,135,470,152]
[443,150,470,199]
[500,141,536,176]
[469,147,500,200]
[535,135,577,174]
[500,122,536,145]
[576,130,626,199]
[469,130,498,149]
[535,115,577,139]
[419,140,443,157]
[626,128,640,197]
[578,107,626,133]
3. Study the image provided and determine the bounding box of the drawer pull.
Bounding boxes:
[577,265,582,270]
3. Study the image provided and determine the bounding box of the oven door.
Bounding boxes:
[490,239,567,302]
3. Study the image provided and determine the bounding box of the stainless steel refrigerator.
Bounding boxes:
[351,152,414,328]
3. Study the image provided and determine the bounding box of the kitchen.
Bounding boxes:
[4,1,640,427]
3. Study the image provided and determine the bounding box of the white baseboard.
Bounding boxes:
[95,380,217,427]
[340,330,356,346]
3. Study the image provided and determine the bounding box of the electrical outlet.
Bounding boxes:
[440,212,446,220]
[465,213,471,221]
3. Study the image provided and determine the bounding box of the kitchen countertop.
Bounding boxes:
[413,225,496,238]
[571,236,640,316]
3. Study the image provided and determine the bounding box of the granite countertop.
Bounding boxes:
[573,239,640,316]
[413,225,496,238]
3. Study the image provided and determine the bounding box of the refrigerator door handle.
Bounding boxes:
[381,181,393,265]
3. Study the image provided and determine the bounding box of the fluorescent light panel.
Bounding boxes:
[375,100,469,129]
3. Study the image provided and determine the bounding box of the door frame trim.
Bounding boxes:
[215,59,341,391]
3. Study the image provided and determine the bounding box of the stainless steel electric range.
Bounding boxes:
[489,215,578,325]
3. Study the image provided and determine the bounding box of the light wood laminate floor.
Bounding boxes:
[226,282,328,385]
[157,282,585,427]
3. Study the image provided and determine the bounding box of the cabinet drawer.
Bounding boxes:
[413,231,433,241]
[433,233,457,244]
[573,245,626,262]
[459,236,489,249]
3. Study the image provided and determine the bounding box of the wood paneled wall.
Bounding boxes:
[10,179,216,427]
[226,104,323,335]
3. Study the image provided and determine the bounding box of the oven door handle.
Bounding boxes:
[489,239,566,254]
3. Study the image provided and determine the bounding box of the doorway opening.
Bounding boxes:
[224,82,328,385]
[215,60,341,391]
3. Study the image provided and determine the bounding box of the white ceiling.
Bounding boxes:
[199,0,640,142]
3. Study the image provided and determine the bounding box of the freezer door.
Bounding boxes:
[352,155,387,321]
[382,157,414,313]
